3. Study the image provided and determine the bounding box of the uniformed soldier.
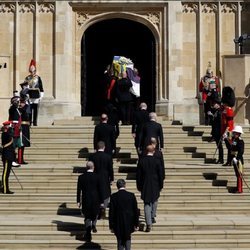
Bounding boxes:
[24,59,44,126]
[199,62,220,125]
[221,86,235,166]
[224,126,244,193]
[8,95,22,165]
[18,98,31,164]
[1,121,19,194]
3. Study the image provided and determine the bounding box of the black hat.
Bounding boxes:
[222,86,235,107]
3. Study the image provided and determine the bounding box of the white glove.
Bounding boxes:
[223,133,228,139]
[232,157,237,165]
[207,111,213,116]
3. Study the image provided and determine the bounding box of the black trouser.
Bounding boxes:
[215,137,223,162]
[30,103,38,126]
[119,101,132,124]
[1,160,12,193]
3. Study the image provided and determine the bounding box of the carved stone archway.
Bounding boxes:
[70,3,168,115]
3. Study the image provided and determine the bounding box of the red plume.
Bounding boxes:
[29,59,36,73]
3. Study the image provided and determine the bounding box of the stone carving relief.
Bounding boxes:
[77,11,160,32]
[241,3,250,12]
[144,12,160,29]
[38,3,55,13]
[0,3,15,13]
[19,3,35,13]
[182,3,199,13]
[221,3,237,13]
[201,3,218,13]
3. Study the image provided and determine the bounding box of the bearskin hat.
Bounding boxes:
[221,86,235,107]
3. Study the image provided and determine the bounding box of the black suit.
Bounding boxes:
[89,150,114,200]
[93,122,116,156]
[140,120,164,150]
[109,189,139,249]
[131,109,149,148]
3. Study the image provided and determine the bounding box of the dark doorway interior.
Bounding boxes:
[81,18,156,116]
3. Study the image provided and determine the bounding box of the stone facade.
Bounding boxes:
[0,0,249,125]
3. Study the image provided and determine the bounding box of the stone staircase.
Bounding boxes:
[0,116,250,249]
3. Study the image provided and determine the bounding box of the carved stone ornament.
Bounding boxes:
[146,13,160,27]
[0,3,15,13]
[182,3,199,13]
[221,3,237,13]
[38,3,55,13]
[19,3,35,13]
[77,12,90,27]
[241,3,250,12]
[201,3,218,13]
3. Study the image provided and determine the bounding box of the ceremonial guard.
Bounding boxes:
[210,98,224,164]
[1,121,17,194]
[8,95,22,165]
[199,62,220,125]
[24,59,44,126]
[18,98,31,164]
[224,126,244,193]
[221,86,235,166]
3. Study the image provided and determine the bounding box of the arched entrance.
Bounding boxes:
[81,18,156,116]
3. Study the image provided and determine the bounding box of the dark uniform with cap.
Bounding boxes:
[1,121,16,194]
[224,126,244,193]
[18,99,31,164]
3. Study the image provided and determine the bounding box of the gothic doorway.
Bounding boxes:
[81,18,156,116]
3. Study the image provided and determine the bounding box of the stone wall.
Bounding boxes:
[0,1,248,125]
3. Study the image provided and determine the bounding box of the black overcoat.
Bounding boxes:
[131,109,149,147]
[93,122,116,155]
[89,151,114,199]
[136,155,164,203]
[140,120,164,150]
[109,189,139,242]
[77,172,103,220]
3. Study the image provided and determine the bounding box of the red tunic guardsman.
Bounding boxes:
[221,86,236,166]
[199,62,220,125]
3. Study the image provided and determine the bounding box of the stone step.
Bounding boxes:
[1,229,250,240]
[2,191,250,200]
[0,205,250,215]
[1,200,250,208]
[1,238,250,249]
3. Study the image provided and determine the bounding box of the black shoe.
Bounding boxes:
[92,226,97,233]
[83,232,92,242]
[4,190,14,194]
[222,162,231,166]
[216,160,224,164]
[145,225,151,232]
[152,218,156,224]
[21,161,28,165]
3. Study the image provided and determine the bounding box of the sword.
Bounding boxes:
[11,168,23,190]
[233,160,250,192]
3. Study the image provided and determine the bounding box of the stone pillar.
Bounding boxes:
[222,55,250,125]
